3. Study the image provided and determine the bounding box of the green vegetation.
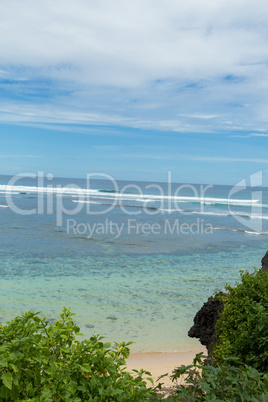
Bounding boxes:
[166,269,268,401]
[0,268,267,401]
[169,353,268,401]
[213,268,268,371]
[0,308,155,401]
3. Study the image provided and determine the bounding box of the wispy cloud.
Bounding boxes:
[0,155,39,158]
[179,114,219,120]
[230,132,268,138]
[249,133,268,137]
[186,156,268,164]
[124,154,170,160]
[0,103,217,133]
[0,0,267,133]
[118,153,268,164]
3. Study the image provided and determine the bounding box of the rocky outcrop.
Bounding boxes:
[261,251,268,271]
[188,293,224,354]
[189,252,268,354]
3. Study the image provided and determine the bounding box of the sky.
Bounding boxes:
[0,0,268,185]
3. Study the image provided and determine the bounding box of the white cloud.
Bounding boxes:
[229,132,268,138]
[179,114,219,119]
[249,133,268,137]
[0,0,267,85]
[0,102,216,133]
[0,0,268,132]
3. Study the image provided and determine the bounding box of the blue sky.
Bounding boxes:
[0,0,268,185]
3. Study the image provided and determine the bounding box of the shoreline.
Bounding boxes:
[126,346,207,387]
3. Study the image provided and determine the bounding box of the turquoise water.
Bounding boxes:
[0,249,265,352]
[0,174,267,352]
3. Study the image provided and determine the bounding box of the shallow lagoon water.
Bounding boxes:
[0,175,267,352]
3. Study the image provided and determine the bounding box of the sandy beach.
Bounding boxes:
[126,347,207,388]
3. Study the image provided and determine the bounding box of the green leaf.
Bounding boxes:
[80,364,92,373]
[2,372,13,390]
[0,357,8,367]
[263,373,268,387]
[0,308,156,400]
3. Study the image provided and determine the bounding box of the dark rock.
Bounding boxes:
[189,253,267,354]
[106,316,117,320]
[85,324,95,328]
[188,293,225,354]
[261,251,268,271]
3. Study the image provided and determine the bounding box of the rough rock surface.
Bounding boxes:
[189,252,268,353]
[188,293,224,354]
[261,251,268,271]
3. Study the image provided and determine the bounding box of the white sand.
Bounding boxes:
[126,347,207,388]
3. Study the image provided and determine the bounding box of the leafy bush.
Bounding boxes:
[0,308,155,401]
[164,269,268,401]
[170,353,268,401]
[212,269,268,371]
[1,268,268,402]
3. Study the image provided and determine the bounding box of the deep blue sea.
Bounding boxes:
[0,173,267,352]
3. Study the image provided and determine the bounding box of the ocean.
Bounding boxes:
[0,172,267,352]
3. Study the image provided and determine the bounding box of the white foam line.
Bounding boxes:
[200,201,262,207]
[158,209,268,220]
[0,185,100,196]
[158,208,181,212]
[73,200,102,205]
[134,198,156,203]
[0,191,20,195]
[182,210,230,217]
[87,195,156,203]
[195,210,268,219]
[0,185,260,205]
[244,231,266,235]
[71,201,268,220]
[213,227,268,235]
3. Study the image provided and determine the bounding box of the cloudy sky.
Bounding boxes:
[1,0,268,184]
